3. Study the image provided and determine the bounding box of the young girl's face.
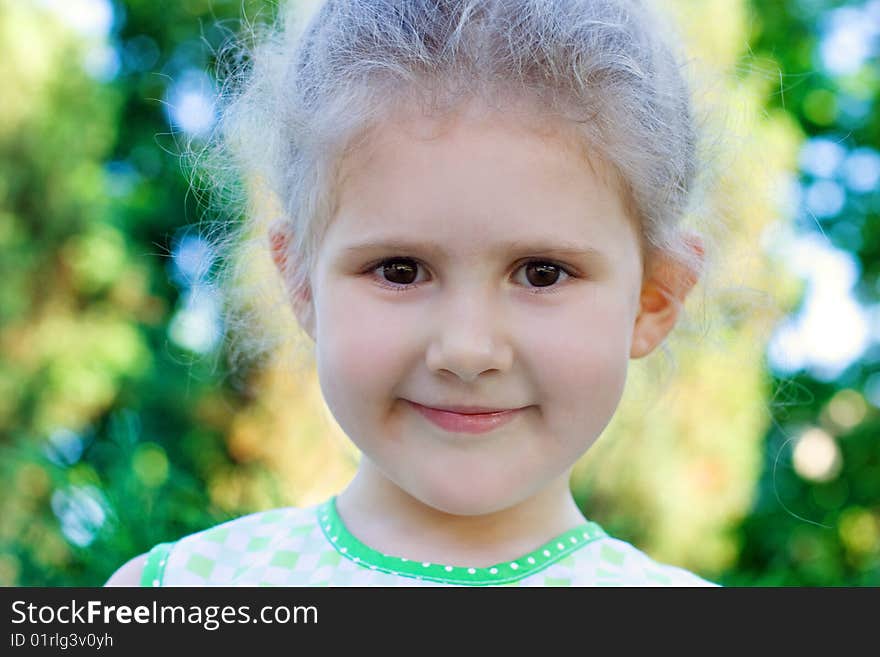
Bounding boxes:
[307,105,645,516]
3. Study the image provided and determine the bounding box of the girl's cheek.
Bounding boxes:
[319,291,415,382]
[523,297,631,400]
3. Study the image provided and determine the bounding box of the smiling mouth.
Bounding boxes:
[405,400,525,434]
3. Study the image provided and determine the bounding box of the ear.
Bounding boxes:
[630,235,703,359]
[268,225,316,342]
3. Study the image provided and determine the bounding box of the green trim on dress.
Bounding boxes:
[318,496,607,586]
[141,542,175,587]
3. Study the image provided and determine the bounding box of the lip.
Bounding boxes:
[406,400,525,434]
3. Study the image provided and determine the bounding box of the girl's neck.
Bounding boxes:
[333,460,587,568]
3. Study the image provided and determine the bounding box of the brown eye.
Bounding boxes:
[382,258,419,285]
[524,262,562,287]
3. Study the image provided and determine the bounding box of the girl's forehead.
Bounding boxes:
[331,109,636,240]
[320,121,643,277]
[338,111,618,206]
[340,97,602,177]
[332,98,636,244]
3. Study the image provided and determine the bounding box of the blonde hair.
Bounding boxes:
[193,0,732,388]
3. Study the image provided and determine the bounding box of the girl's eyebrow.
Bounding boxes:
[340,239,608,262]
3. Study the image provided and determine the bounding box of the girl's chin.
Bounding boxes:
[404,482,532,517]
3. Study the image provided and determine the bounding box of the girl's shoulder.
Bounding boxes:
[108,503,323,587]
[574,534,719,587]
[104,552,149,586]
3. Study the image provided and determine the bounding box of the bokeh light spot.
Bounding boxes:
[823,389,868,432]
[838,507,880,557]
[792,427,842,482]
[132,442,170,488]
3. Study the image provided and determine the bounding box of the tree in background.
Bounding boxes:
[0,0,269,586]
[724,0,880,586]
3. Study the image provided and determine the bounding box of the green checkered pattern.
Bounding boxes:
[141,497,717,587]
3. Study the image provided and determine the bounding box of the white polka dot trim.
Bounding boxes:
[320,497,604,584]
[152,579,159,587]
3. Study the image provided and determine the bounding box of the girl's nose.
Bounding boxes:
[424,295,514,383]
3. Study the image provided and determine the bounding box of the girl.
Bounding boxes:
[108,0,720,586]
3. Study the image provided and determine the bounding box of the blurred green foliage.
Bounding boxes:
[720,0,880,586]
[0,0,877,586]
[0,0,270,586]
